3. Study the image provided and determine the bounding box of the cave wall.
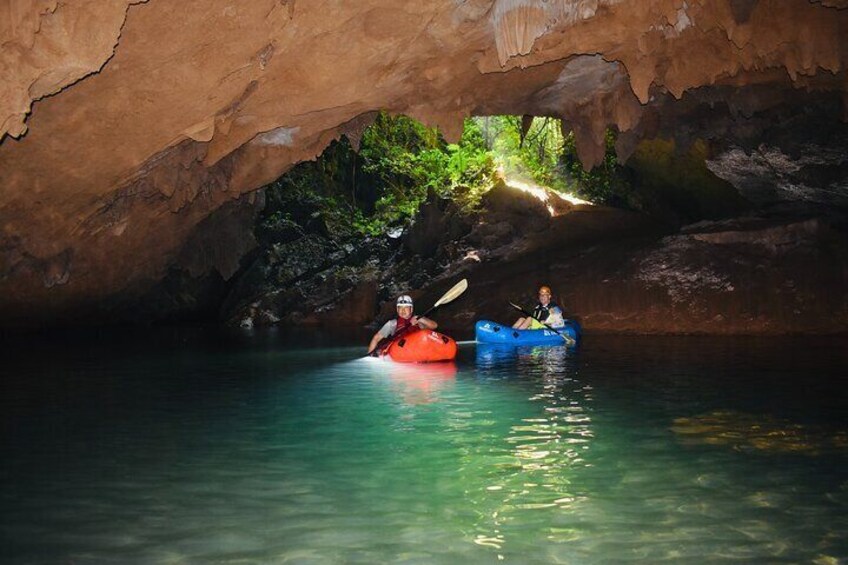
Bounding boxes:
[1,0,847,327]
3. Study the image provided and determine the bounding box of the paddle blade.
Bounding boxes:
[433,278,468,308]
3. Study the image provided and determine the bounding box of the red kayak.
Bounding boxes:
[380,328,457,363]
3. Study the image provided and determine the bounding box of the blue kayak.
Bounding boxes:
[475,319,581,346]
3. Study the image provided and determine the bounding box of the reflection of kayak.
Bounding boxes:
[383,362,457,404]
[475,319,581,346]
[381,328,458,363]
[475,343,519,367]
[385,361,458,380]
[476,343,572,365]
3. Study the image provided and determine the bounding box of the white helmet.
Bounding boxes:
[396,295,414,308]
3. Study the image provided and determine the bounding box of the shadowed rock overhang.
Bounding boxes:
[0,0,846,327]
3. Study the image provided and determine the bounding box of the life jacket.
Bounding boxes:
[394,314,414,336]
[373,315,416,357]
[532,302,559,323]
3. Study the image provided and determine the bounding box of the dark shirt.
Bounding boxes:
[533,302,560,322]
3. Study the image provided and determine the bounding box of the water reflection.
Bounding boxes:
[470,344,595,554]
[5,332,847,563]
[365,358,457,406]
[384,362,458,406]
[476,344,578,378]
[475,344,520,370]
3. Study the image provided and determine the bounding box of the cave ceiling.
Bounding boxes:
[0,0,846,326]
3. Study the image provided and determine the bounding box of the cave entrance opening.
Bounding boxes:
[258,113,614,245]
[233,111,616,329]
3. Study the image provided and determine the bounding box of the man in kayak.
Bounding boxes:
[512,285,565,330]
[368,294,438,353]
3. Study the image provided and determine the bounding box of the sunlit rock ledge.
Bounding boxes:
[1,0,847,330]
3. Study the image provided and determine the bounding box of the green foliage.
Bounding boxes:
[479,115,627,204]
[356,113,496,228]
[258,143,364,242]
[259,110,742,249]
[260,112,495,240]
[259,112,639,249]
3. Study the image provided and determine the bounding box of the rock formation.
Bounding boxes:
[1,0,847,328]
[221,175,848,336]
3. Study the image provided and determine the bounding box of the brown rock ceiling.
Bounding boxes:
[0,0,846,327]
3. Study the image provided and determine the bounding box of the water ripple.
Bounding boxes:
[2,335,847,562]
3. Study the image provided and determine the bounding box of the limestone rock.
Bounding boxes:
[1,0,847,327]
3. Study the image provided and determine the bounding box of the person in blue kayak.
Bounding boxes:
[368,294,438,352]
[512,285,565,330]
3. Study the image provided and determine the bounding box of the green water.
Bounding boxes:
[2,330,847,563]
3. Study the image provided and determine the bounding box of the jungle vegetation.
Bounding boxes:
[259,113,627,240]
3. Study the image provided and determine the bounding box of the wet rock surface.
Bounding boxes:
[226,178,848,336]
[435,210,848,337]
[222,234,395,329]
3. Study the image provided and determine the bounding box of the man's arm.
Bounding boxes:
[368,320,396,352]
[413,316,438,330]
[368,332,383,352]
